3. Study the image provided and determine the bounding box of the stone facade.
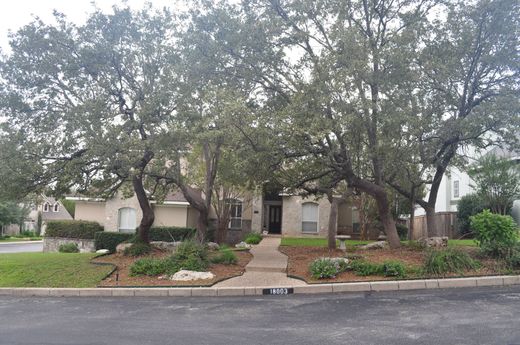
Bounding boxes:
[43,237,96,253]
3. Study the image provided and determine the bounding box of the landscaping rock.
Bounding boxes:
[151,241,181,252]
[169,270,215,281]
[359,241,387,250]
[95,249,110,254]
[418,236,448,248]
[206,242,220,251]
[235,241,252,249]
[115,243,132,254]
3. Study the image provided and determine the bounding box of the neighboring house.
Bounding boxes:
[3,196,73,235]
[70,189,365,242]
[416,145,520,225]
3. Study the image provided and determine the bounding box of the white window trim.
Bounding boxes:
[228,199,243,230]
[301,202,319,233]
[43,203,50,212]
[118,207,137,233]
[53,203,59,212]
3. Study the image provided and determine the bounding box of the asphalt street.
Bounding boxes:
[0,241,43,253]
[1,286,520,345]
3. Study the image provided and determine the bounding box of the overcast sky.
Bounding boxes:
[0,0,179,50]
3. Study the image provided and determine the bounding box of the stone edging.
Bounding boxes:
[0,275,519,297]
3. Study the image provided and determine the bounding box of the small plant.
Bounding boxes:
[244,233,263,245]
[58,243,79,253]
[423,248,480,276]
[470,210,519,258]
[168,240,209,272]
[309,257,348,279]
[124,242,152,257]
[350,260,407,278]
[396,223,409,241]
[211,249,238,265]
[129,258,168,276]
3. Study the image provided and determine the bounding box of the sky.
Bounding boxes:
[0,0,179,50]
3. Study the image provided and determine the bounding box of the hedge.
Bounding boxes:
[45,220,104,239]
[94,227,196,253]
[94,232,134,253]
[148,227,196,242]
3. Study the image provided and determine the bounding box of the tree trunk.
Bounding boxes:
[327,195,339,250]
[373,192,401,249]
[409,202,415,241]
[425,205,440,237]
[196,209,209,243]
[133,175,155,243]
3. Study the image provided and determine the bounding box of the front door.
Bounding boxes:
[268,205,282,234]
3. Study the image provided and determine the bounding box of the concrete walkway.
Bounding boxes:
[216,237,306,287]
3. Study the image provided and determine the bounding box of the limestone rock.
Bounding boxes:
[96,249,110,254]
[170,270,215,281]
[151,241,181,252]
[206,242,220,251]
[115,243,132,253]
[359,241,388,250]
[235,241,252,249]
[418,236,448,248]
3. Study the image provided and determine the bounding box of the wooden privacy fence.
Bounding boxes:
[407,212,458,239]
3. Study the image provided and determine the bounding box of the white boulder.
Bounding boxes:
[235,241,252,249]
[170,270,215,281]
[206,242,220,251]
[151,241,181,252]
[418,237,448,248]
[95,249,110,254]
[115,243,132,253]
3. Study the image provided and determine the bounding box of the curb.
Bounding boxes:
[0,240,43,245]
[1,275,519,297]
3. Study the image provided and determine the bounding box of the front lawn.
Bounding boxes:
[0,253,113,288]
[280,237,373,247]
[280,237,477,248]
[0,237,42,242]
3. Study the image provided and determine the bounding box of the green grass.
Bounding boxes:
[280,237,373,247]
[448,239,477,247]
[0,237,42,242]
[281,237,478,248]
[0,253,113,288]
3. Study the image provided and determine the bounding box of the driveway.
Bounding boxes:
[1,286,520,344]
[0,241,43,253]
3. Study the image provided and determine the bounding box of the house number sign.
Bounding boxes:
[262,288,294,295]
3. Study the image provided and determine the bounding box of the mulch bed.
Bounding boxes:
[93,248,253,287]
[279,245,509,284]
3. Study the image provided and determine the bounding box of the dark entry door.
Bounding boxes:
[268,205,282,234]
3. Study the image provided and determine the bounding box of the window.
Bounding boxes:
[302,202,318,233]
[453,180,460,198]
[228,200,242,229]
[118,207,137,233]
[53,203,59,212]
[43,203,50,212]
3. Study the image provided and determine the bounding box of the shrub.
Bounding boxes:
[396,223,409,241]
[130,258,169,276]
[94,232,133,253]
[45,220,103,239]
[350,260,407,278]
[470,210,519,258]
[124,242,152,257]
[168,241,209,272]
[58,243,79,253]
[423,248,480,275]
[457,193,487,236]
[309,258,348,279]
[148,227,196,242]
[210,249,238,265]
[19,231,37,238]
[244,233,263,245]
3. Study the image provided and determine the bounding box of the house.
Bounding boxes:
[415,145,520,226]
[70,188,365,242]
[2,196,73,235]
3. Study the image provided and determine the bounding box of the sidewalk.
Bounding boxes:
[215,237,306,287]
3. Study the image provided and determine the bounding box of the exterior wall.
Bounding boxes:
[153,205,188,227]
[104,194,143,232]
[281,195,331,237]
[251,195,263,233]
[75,202,106,226]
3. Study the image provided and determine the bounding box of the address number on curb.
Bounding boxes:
[262,288,294,295]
